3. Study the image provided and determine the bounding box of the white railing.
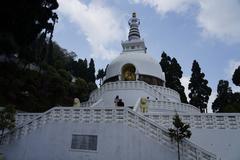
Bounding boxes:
[127,109,216,160]
[15,113,41,126]
[147,100,200,113]
[133,98,141,111]
[80,101,95,107]
[151,85,180,101]
[88,81,171,102]
[4,107,216,160]
[2,107,126,145]
[90,99,104,108]
[144,113,240,130]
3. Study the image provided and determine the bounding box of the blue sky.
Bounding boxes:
[53,0,240,111]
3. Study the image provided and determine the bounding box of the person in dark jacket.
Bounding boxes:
[117,99,124,107]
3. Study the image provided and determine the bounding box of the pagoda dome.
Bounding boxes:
[105,51,165,83]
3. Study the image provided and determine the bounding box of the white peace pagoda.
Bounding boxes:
[1,13,240,160]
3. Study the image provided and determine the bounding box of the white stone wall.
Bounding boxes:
[1,122,176,160]
[190,128,240,160]
[145,113,240,160]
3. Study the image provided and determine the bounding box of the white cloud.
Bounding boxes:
[225,59,240,92]
[57,0,126,60]
[131,0,196,15]
[225,59,240,79]
[132,0,240,44]
[197,0,240,44]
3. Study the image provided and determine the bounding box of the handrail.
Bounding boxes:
[1,107,56,144]
[90,98,103,107]
[15,113,41,126]
[88,81,175,102]
[144,112,240,130]
[3,107,216,160]
[147,100,200,113]
[126,109,216,160]
[80,101,95,107]
[133,98,141,111]
[151,85,180,101]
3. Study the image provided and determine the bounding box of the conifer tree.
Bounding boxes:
[212,80,232,112]
[160,52,171,87]
[188,60,212,113]
[212,80,240,113]
[160,52,188,103]
[75,58,88,81]
[169,58,188,103]
[232,66,240,87]
[168,113,191,160]
[88,58,96,83]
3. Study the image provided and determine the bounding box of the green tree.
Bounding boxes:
[212,80,232,112]
[212,79,240,113]
[75,58,88,80]
[70,78,89,102]
[88,82,97,93]
[232,66,240,87]
[224,102,240,113]
[188,60,212,113]
[160,52,188,103]
[169,58,188,103]
[42,66,69,107]
[0,105,16,144]
[160,52,171,85]
[0,0,59,59]
[168,113,191,160]
[88,58,96,83]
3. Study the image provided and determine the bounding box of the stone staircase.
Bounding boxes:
[3,107,216,160]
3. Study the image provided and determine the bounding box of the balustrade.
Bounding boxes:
[145,113,240,130]
[147,100,200,113]
[16,113,41,126]
[126,109,216,160]
[4,107,216,160]
[88,81,179,102]
[151,85,180,101]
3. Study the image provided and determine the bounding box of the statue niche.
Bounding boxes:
[122,64,136,81]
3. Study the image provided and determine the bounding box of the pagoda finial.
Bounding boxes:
[128,12,140,41]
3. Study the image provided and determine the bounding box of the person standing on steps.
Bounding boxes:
[114,95,120,106]
[117,99,124,107]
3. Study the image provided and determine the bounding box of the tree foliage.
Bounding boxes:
[88,58,96,83]
[0,0,59,57]
[188,60,212,113]
[160,52,188,103]
[0,105,16,143]
[212,80,240,112]
[212,80,232,112]
[168,113,191,160]
[0,40,98,112]
[232,66,240,87]
[0,1,99,112]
